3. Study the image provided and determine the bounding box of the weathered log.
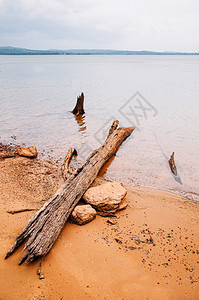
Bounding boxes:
[169,152,177,176]
[5,121,135,264]
[72,92,85,115]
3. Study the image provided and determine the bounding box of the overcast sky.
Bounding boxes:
[0,0,198,51]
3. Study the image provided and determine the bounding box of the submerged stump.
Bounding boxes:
[72,92,85,115]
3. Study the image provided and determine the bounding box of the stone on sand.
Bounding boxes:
[71,204,96,225]
[83,182,127,213]
[17,146,38,158]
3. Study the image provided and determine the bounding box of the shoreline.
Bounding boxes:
[0,154,199,299]
[2,140,198,203]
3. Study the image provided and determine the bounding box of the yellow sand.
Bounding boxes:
[0,157,198,299]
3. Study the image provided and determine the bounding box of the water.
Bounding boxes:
[0,55,199,201]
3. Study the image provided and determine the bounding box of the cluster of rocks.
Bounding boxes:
[0,144,38,159]
[71,182,128,225]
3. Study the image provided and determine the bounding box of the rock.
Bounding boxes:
[83,182,127,213]
[71,204,96,225]
[17,146,37,158]
[0,143,17,159]
[39,272,45,280]
[107,219,117,225]
[118,198,128,211]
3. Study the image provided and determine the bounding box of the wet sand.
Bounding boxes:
[0,156,199,300]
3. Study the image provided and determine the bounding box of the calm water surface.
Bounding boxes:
[0,55,199,201]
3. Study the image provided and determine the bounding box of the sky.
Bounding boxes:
[0,0,198,51]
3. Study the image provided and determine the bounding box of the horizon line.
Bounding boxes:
[0,46,198,55]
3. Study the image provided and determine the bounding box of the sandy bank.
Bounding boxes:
[0,156,198,300]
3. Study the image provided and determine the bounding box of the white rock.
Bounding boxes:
[17,146,37,158]
[83,182,127,213]
[71,204,96,225]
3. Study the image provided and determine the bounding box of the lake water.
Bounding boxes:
[0,55,199,201]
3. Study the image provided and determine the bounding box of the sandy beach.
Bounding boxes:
[0,156,199,300]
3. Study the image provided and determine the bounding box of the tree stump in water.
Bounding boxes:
[72,92,85,115]
[5,120,135,264]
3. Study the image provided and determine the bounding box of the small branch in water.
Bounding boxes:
[169,152,177,176]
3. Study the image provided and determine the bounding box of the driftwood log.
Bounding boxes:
[5,120,135,264]
[72,92,85,115]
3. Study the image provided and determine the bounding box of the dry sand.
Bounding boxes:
[0,156,199,300]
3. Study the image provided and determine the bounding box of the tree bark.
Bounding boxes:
[5,121,135,264]
[72,92,85,115]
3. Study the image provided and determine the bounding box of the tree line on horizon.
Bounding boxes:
[0,46,198,55]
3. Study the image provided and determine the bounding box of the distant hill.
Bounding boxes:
[0,46,198,55]
[0,46,61,55]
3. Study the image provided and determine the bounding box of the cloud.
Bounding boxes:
[0,0,198,51]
